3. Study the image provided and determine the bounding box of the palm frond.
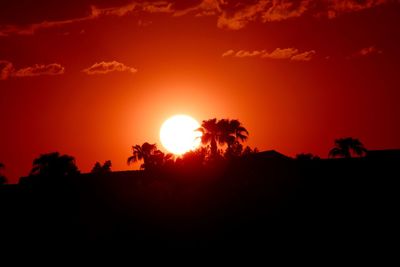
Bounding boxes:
[127,155,137,165]
[329,147,342,158]
[201,133,212,144]
[236,132,248,142]
[352,146,368,156]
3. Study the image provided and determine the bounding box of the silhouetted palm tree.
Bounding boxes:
[152,150,174,168]
[217,119,235,147]
[198,118,249,158]
[128,142,158,170]
[329,137,367,158]
[228,119,249,143]
[198,119,220,158]
[218,119,249,158]
[30,152,79,178]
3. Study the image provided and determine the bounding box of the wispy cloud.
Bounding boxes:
[327,0,390,19]
[351,45,383,58]
[83,61,137,75]
[0,1,164,36]
[222,49,235,57]
[0,0,397,35]
[142,2,173,13]
[262,0,311,22]
[90,3,137,18]
[217,1,271,30]
[192,0,395,29]
[0,60,65,80]
[0,15,90,36]
[222,47,317,61]
[201,0,392,30]
[290,50,316,61]
[236,50,267,58]
[263,48,300,59]
[13,63,65,77]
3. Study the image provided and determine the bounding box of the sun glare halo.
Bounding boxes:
[160,115,202,155]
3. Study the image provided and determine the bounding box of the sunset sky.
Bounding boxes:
[1,0,400,182]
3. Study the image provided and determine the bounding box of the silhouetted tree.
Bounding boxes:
[128,142,169,170]
[218,119,235,147]
[151,150,174,168]
[91,162,102,173]
[221,119,249,144]
[180,147,208,168]
[198,118,249,158]
[128,142,155,169]
[91,160,112,174]
[29,152,79,179]
[329,137,367,158]
[224,141,243,158]
[0,163,7,185]
[219,119,249,158]
[198,119,220,158]
[103,160,112,171]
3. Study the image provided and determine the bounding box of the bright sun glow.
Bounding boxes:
[160,114,202,155]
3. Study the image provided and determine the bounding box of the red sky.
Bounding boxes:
[1,0,400,182]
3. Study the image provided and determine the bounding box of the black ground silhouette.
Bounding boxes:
[0,124,398,259]
[0,149,398,257]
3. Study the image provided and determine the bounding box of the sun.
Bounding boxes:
[160,114,202,155]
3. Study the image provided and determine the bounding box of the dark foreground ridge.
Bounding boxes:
[0,151,398,256]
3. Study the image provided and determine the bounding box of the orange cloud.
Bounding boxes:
[290,50,316,61]
[221,49,235,57]
[217,1,270,30]
[196,0,395,29]
[0,61,65,80]
[13,63,65,77]
[262,0,311,22]
[236,50,267,58]
[0,0,396,35]
[222,47,316,61]
[327,0,390,19]
[184,0,222,17]
[90,3,137,18]
[142,2,173,13]
[0,1,166,36]
[215,0,313,29]
[0,1,309,34]
[83,61,137,75]
[263,48,299,59]
[0,16,88,36]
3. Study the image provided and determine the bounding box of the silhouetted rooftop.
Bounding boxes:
[250,150,292,160]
